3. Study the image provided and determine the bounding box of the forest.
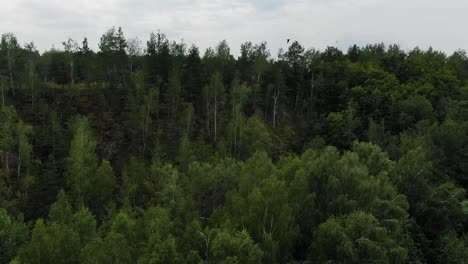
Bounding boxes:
[0,27,467,263]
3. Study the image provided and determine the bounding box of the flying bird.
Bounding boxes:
[287,39,290,44]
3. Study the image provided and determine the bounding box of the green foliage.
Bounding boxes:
[189,159,241,217]
[98,26,127,53]
[72,207,97,247]
[90,159,115,217]
[121,157,149,207]
[0,106,17,154]
[313,211,408,263]
[66,115,98,205]
[326,107,361,148]
[81,211,137,264]
[240,114,272,158]
[0,209,28,263]
[438,231,468,264]
[209,229,263,264]
[48,189,73,225]
[399,95,434,128]
[139,208,180,264]
[18,219,81,264]
[0,32,467,264]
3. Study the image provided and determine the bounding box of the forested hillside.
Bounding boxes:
[0,27,467,263]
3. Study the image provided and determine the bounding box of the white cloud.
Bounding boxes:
[0,0,466,56]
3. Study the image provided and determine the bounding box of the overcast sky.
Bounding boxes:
[1,0,467,56]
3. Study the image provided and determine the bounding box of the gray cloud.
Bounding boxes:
[1,0,466,56]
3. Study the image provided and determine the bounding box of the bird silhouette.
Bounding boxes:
[287,39,290,44]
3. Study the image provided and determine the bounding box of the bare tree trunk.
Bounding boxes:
[234,110,240,154]
[264,85,271,120]
[52,78,55,100]
[186,108,191,138]
[173,99,178,122]
[31,78,34,110]
[310,74,314,114]
[52,115,56,162]
[171,170,175,203]
[206,102,210,137]
[234,119,237,154]
[294,88,299,112]
[214,94,217,142]
[17,140,21,182]
[231,86,236,155]
[253,86,257,113]
[253,74,260,112]
[143,101,151,154]
[122,68,126,88]
[7,50,14,96]
[168,97,174,122]
[113,63,117,86]
[273,90,280,128]
[1,79,4,108]
[136,82,141,105]
[232,88,235,117]
[70,60,74,85]
[30,65,34,110]
[238,113,242,158]
[5,153,9,174]
[129,57,133,80]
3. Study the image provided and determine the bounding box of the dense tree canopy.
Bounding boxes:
[0,29,467,263]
